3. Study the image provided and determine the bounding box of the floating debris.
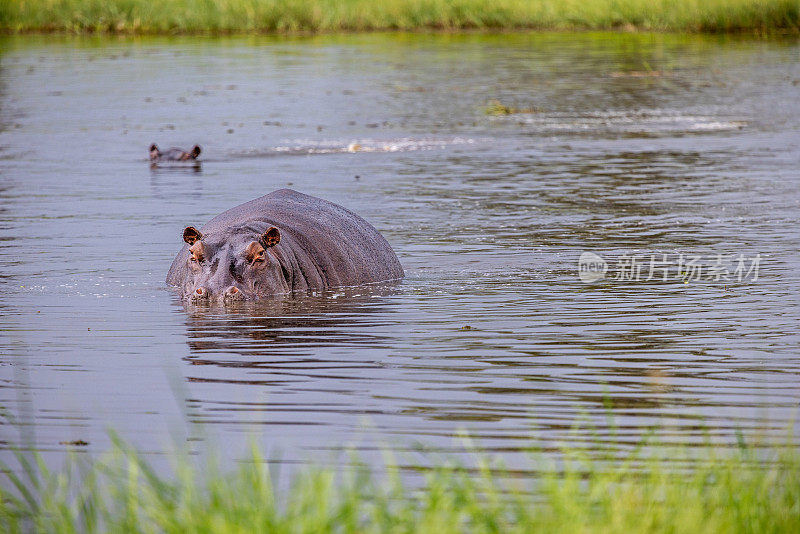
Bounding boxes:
[59,439,89,446]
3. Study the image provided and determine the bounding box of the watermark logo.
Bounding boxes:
[578,252,608,283]
[578,252,761,284]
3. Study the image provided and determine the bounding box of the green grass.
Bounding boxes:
[1,0,799,34]
[2,433,799,533]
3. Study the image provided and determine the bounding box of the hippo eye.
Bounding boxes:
[249,249,266,265]
[245,242,266,264]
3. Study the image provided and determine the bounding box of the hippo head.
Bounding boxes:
[180,224,289,303]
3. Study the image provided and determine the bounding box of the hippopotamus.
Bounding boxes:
[150,143,201,162]
[166,189,404,303]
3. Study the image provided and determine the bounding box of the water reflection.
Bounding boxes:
[182,286,398,366]
[150,162,202,172]
[149,162,205,200]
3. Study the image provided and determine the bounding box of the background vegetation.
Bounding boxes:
[2,433,799,533]
[2,0,799,34]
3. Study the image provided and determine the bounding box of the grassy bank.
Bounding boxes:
[1,0,799,34]
[2,436,799,533]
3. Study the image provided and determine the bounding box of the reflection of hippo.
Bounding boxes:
[150,143,201,162]
[166,189,404,303]
[182,286,397,361]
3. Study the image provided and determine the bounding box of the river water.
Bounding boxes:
[1,33,799,471]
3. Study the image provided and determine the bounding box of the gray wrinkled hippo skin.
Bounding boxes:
[166,189,404,303]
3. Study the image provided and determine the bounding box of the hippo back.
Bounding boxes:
[166,189,403,291]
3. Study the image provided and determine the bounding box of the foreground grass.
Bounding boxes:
[1,434,799,533]
[1,0,799,34]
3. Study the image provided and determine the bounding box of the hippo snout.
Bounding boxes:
[188,285,246,303]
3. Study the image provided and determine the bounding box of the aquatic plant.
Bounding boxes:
[1,431,799,533]
[1,0,799,34]
[484,100,539,115]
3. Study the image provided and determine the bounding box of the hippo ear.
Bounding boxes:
[190,145,201,158]
[260,226,280,248]
[183,226,203,245]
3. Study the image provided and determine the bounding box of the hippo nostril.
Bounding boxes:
[224,286,244,301]
[193,286,209,299]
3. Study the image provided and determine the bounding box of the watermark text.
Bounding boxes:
[578,252,761,283]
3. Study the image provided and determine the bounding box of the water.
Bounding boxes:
[1,33,799,471]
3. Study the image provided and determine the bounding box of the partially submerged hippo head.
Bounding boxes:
[167,189,404,305]
[150,143,201,162]
[180,224,287,303]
